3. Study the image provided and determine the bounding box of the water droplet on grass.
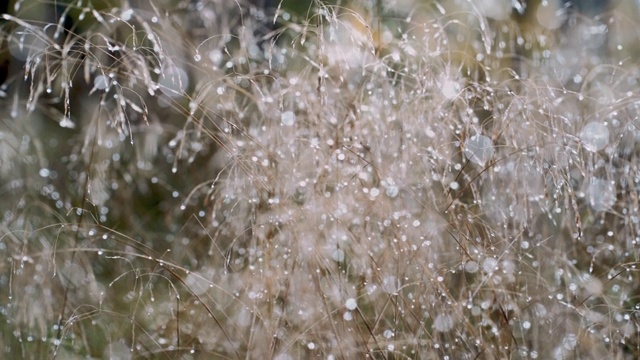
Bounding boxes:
[463,135,494,166]
[94,75,109,90]
[159,64,189,96]
[281,111,295,126]
[345,298,357,310]
[433,313,455,332]
[332,249,345,262]
[8,26,47,61]
[59,117,76,129]
[580,122,609,152]
[120,9,134,21]
[585,178,616,212]
[464,261,479,273]
[482,257,498,273]
[441,79,460,99]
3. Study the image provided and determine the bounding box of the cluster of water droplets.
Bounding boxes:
[3,0,640,358]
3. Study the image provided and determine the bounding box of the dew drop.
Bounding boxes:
[345,298,357,310]
[441,79,460,99]
[121,9,134,21]
[580,122,609,152]
[585,178,616,212]
[482,257,498,273]
[464,261,479,273]
[332,249,345,262]
[94,75,109,90]
[463,134,494,166]
[433,313,455,332]
[281,111,295,126]
[59,117,76,129]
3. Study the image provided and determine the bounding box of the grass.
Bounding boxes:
[1,0,640,358]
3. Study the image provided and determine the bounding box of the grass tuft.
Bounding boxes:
[2,0,640,358]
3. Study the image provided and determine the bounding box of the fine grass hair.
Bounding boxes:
[1,0,640,358]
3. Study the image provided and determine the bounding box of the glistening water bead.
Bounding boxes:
[579,121,609,152]
[463,134,494,166]
[281,111,295,126]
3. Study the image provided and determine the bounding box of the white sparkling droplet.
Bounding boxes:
[59,117,76,129]
[433,313,456,332]
[281,111,295,126]
[580,122,609,152]
[345,298,357,310]
[482,257,498,273]
[585,178,616,212]
[441,79,460,99]
[94,75,109,90]
[463,134,494,166]
[464,261,479,273]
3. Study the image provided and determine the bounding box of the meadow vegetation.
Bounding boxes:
[2,0,640,358]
